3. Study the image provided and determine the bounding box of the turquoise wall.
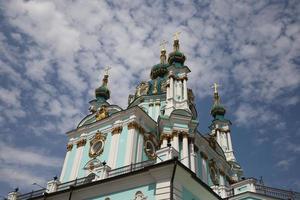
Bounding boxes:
[77,125,112,178]
[182,186,200,200]
[90,183,156,200]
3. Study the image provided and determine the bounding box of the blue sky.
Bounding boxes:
[0,0,300,196]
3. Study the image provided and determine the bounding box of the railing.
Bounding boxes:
[17,189,46,200]
[255,184,300,200]
[108,160,155,177]
[17,160,156,200]
[225,181,300,200]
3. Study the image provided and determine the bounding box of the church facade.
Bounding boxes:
[8,37,300,200]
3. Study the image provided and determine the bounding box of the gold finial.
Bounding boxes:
[160,40,168,51]
[160,40,168,64]
[173,31,181,41]
[211,83,220,94]
[104,66,111,76]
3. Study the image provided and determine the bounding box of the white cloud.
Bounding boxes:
[276,158,294,171]
[0,142,62,168]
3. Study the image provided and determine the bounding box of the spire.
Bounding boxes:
[210,83,226,119]
[150,41,169,79]
[212,83,221,105]
[168,31,186,65]
[160,40,168,64]
[173,31,181,51]
[95,67,111,101]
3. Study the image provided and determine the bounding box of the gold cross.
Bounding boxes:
[104,66,111,76]
[211,83,220,93]
[173,31,181,40]
[160,40,168,50]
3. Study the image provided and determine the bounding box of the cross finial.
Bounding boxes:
[211,83,220,94]
[173,31,181,40]
[160,40,168,51]
[104,66,111,76]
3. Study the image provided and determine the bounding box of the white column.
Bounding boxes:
[136,133,144,162]
[182,134,189,167]
[167,85,170,99]
[202,158,208,184]
[176,81,181,100]
[124,127,136,166]
[70,139,85,180]
[173,133,179,152]
[189,142,196,173]
[161,135,168,148]
[183,78,187,100]
[74,146,84,178]
[59,148,71,181]
[227,132,233,151]
[108,132,120,169]
[170,76,174,99]
[216,130,220,145]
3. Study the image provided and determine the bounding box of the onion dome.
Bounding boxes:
[150,48,169,79]
[210,83,226,119]
[95,74,110,101]
[168,39,186,65]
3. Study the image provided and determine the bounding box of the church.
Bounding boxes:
[8,36,300,200]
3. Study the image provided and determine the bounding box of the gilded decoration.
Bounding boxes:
[209,159,219,185]
[128,121,139,130]
[135,81,149,97]
[144,138,156,160]
[76,139,87,147]
[160,133,171,141]
[152,80,158,94]
[67,143,73,151]
[95,105,109,121]
[112,126,123,135]
[89,131,106,158]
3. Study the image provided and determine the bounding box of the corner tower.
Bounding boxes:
[209,83,243,181]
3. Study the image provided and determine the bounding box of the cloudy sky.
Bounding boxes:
[0,0,300,196]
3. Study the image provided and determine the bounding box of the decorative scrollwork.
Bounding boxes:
[136,81,149,97]
[95,105,109,121]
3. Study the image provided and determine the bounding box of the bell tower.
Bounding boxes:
[165,32,191,116]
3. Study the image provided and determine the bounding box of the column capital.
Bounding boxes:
[112,126,123,135]
[67,143,73,151]
[200,151,208,160]
[76,139,86,148]
[128,121,139,129]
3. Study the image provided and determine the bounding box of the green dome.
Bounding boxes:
[211,104,226,118]
[95,85,110,100]
[168,50,186,65]
[150,63,169,79]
